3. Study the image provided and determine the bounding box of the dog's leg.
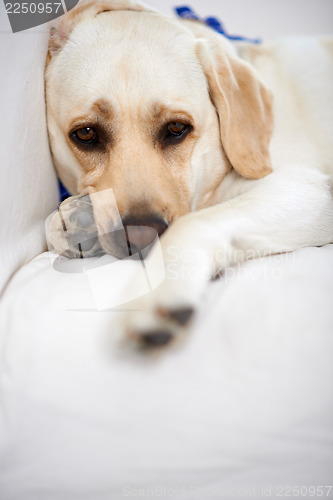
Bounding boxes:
[120,167,333,347]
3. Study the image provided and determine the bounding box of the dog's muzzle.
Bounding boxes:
[100,215,169,259]
[52,193,169,259]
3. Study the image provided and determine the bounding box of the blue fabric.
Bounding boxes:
[58,179,71,203]
[175,6,261,44]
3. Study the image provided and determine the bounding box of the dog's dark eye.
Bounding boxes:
[167,122,188,137]
[162,122,191,147]
[72,127,98,145]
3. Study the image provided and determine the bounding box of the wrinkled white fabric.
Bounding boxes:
[0,3,59,294]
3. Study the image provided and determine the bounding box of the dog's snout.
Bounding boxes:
[122,215,168,252]
[123,216,168,237]
[101,215,168,258]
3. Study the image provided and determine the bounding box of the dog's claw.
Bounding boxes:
[140,330,174,347]
[167,306,194,326]
[124,305,196,350]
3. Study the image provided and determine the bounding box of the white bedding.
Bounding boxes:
[0,246,332,499]
[0,5,58,293]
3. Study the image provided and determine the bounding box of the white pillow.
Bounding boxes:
[0,3,59,293]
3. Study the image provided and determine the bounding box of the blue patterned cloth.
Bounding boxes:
[175,6,261,43]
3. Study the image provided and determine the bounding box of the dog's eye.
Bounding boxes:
[162,121,191,147]
[72,127,98,145]
[167,122,188,137]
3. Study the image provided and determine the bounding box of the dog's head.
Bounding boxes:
[45,0,273,255]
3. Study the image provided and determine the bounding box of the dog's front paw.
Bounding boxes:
[123,298,196,349]
[118,273,206,349]
[118,224,213,349]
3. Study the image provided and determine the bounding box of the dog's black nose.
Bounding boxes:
[123,216,168,250]
[122,215,168,251]
[101,215,168,258]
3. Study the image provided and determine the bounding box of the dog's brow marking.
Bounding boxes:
[91,99,113,120]
[152,104,169,121]
[151,103,194,124]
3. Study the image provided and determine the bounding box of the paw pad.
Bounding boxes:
[140,330,173,347]
[165,307,195,326]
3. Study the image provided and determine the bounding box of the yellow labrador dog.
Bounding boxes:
[45,0,333,346]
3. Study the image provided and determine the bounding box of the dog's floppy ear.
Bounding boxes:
[189,22,273,180]
[48,0,154,57]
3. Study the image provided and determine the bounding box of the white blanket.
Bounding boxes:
[0,245,332,499]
